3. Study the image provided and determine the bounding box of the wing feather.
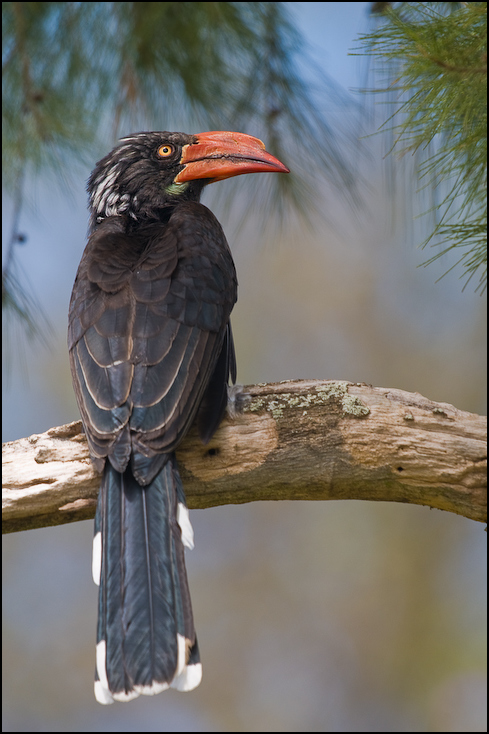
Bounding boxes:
[68,203,237,482]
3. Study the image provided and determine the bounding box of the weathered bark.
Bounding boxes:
[2,380,486,533]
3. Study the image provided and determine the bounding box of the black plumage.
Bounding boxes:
[68,130,288,703]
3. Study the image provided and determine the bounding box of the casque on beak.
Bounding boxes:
[175,131,289,183]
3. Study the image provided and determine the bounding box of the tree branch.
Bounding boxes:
[2,380,486,533]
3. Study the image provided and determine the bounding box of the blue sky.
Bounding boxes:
[289,1,371,89]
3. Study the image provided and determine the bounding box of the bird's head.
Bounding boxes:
[88,130,289,227]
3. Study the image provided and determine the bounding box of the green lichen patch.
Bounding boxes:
[248,382,370,419]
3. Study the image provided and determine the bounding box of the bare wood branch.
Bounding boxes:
[2,380,486,533]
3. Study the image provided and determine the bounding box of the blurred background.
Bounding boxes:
[2,2,486,731]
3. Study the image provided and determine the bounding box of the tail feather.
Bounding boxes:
[93,456,201,704]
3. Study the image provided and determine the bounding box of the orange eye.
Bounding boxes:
[157,144,174,158]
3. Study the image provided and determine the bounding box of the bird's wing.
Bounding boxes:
[68,203,237,484]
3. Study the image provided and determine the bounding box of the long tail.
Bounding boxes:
[92,455,202,704]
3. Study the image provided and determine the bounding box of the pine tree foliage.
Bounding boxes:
[358,2,487,292]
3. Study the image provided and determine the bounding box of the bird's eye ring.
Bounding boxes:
[157,144,174,158]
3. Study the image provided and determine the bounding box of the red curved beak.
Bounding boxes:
[175,131,289,184]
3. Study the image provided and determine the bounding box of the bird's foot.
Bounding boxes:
[226,384,250,417]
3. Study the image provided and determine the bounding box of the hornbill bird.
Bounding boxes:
[68,131,289,704]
